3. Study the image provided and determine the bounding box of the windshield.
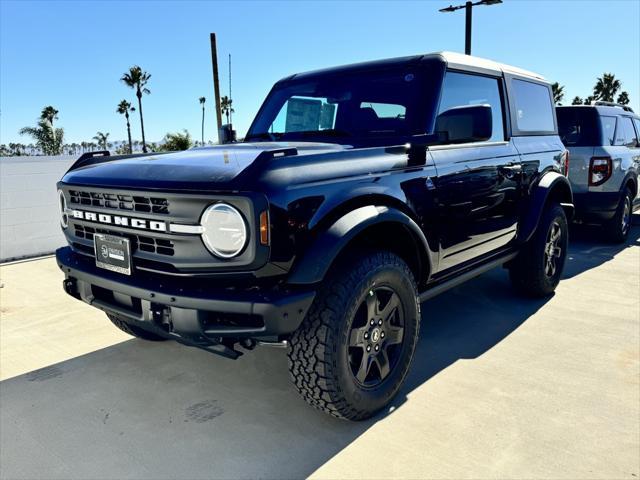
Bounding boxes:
[246,66,437,146]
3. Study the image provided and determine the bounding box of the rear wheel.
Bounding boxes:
[287,251,420,421]
[510,204,568,297]
[604,188,633,243]
[107,313,167,341]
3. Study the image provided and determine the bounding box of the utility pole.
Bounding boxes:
[210,33,223,136]
[439,0,502,55]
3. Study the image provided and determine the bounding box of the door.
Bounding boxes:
[429,71,522,272]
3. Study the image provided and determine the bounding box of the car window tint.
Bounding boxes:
[512,79,555,133]
[557,108,600,146]
[437,71,505,142]
[599,116,617,146]
[614,116,637,147]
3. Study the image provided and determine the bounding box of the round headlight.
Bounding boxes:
[58,190,68,228]
[200,203,248,258]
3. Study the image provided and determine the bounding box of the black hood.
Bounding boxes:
[61,142,346,191]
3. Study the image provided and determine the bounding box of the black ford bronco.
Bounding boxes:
[57,52,573,420]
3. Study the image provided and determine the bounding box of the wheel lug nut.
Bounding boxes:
[364,332,369,339]
[370,319,375,326]
[378,319,383,326]
[374,345,380,352]
[366,345,371,352]
[381,331,385,338]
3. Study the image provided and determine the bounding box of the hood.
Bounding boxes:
[61,142,347,191]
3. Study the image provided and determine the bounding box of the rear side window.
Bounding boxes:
[437,71,505,142]
[614,117,638,147]
[634,119,640,142]
[512,79,555,133]
[599,116,617,146]
[557,108,601,146]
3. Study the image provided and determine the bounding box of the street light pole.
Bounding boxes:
[439,0,502,56]
[465,1,472,55]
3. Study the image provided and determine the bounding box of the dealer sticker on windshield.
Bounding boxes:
[94,233,132,275]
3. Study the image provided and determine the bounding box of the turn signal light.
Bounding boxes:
[589,156,612,186]
[259,210,269,245]
[562,151,570,176]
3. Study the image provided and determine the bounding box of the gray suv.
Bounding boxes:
[557,103,640,242]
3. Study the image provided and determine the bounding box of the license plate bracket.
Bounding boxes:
[94,234,132,275]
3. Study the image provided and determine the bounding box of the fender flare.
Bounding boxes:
[519,171,574,243]
[620,170,638,196]
[287,205,433,285]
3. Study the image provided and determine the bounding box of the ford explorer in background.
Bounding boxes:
[56,52,572,420]
[557,102,640,242]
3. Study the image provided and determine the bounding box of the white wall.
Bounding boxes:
[1,155,76,261]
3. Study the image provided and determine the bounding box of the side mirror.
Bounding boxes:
[435,104,493,144]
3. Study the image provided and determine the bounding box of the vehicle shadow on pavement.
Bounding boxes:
[1,223,638,480]
[562,216,640,279]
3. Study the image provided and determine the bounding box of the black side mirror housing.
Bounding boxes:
[435,104,493,144]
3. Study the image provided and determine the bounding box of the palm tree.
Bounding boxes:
[220,96,234,125]
[551,82,565,105]
[593,73,621,102]
[571,96,583,105]
[199,96,206,144]
[617,91,630,105]
[20,118,64,155]
[121,65,151,152]
[93,132,110,150]
[39,105,60,145]
[116,99,136,153]
[40,106,59,126]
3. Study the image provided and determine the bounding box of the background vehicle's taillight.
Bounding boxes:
[589,156,612,186]
[562,151,570,176]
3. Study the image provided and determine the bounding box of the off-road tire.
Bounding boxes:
[509,203,568,298]
[107,313,168,341]
[604,187,633,243]
[287,251,420,421]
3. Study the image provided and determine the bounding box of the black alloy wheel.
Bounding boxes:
[348,286,405,387]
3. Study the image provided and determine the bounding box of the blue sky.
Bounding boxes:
[1,0,639,145]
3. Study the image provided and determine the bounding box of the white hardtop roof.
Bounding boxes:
[429,51,546,81]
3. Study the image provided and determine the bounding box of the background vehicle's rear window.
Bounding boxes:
[512,79,555,133]
[557,108,602,146]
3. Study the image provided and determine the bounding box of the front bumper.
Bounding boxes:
[573,191,620,222]
[56,247,315,358]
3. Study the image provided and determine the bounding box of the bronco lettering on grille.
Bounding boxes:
[71,210,167,232]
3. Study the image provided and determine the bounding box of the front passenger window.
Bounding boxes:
[437,72,505,143]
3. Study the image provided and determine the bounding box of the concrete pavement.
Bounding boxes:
[0,224,638,479]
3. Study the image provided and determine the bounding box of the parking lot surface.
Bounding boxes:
[1,224,638,479]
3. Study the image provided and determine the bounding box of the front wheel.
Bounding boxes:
[510,204,569,297]
[287,251,420,421]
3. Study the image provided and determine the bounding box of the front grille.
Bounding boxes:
[74,224,175,256]
[69,189,170,215]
